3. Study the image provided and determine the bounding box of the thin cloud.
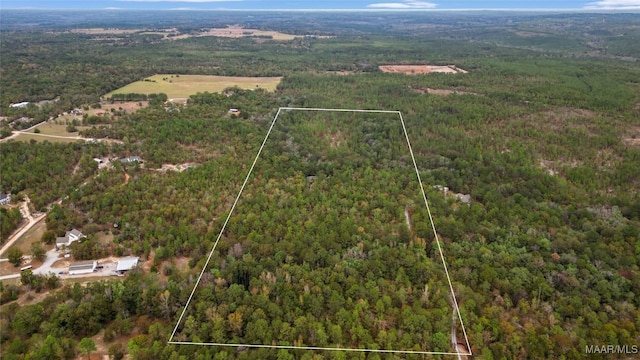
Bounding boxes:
[585,0,640,8]
[368,0,437,9]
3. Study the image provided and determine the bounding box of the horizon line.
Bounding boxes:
[2,7,640,12]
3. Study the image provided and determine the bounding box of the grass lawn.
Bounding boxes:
[14,133,82,144]
[0,219,47,258]
[106,74,282,99]
[31,123,92,137]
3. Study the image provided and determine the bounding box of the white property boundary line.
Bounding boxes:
[169,107,472,356]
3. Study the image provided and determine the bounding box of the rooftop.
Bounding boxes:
[116,256,140,272]
[69,260,97,272]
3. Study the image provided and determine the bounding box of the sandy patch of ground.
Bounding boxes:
[154,163,197,173]
[166,98,189,105]
[52,256,118,270]
[410,86,479,96]
[379,65,468,75]
[51,259,71,269]
[99,100,148,113]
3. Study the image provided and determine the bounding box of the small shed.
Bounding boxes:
[120,156,142,164]
[68,260,97,275]
[116,257,140,273]
[10,102,29,108]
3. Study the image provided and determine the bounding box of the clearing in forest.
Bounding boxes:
[66,27,328,42]
[409,87,479,96]
[379,65,468,75]
[105,74,282,99]
[170,107,471,357]
[199,26,301,41]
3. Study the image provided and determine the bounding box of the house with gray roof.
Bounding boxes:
[55,229,86,250]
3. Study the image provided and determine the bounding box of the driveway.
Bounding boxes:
[33,249,61,276]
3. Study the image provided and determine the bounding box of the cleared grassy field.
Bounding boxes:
[31,123,92,137]
[200,27,299,41]
[106,74,282,99]
[14,133,81,144]
[0,219,46,258]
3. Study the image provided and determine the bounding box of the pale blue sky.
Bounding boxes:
[2,0,640,10]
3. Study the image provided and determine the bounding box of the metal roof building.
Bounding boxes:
[68,260,97,275]
[116,257,139,273]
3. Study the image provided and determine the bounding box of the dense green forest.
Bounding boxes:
[1,10,639,360]
[0,207,22,243]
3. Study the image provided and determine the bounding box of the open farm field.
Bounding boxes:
[200,26,300,40]
[379,65,468,74]
[106,74,282,99]
[30,123,92,137]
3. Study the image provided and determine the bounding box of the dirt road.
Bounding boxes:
[1,129,123,144]
[0,197,46,257]
[404,205,412,232]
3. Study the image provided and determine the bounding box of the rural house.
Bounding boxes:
[55,229,86,250]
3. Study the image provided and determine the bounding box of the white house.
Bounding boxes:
[55,229,86,250]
